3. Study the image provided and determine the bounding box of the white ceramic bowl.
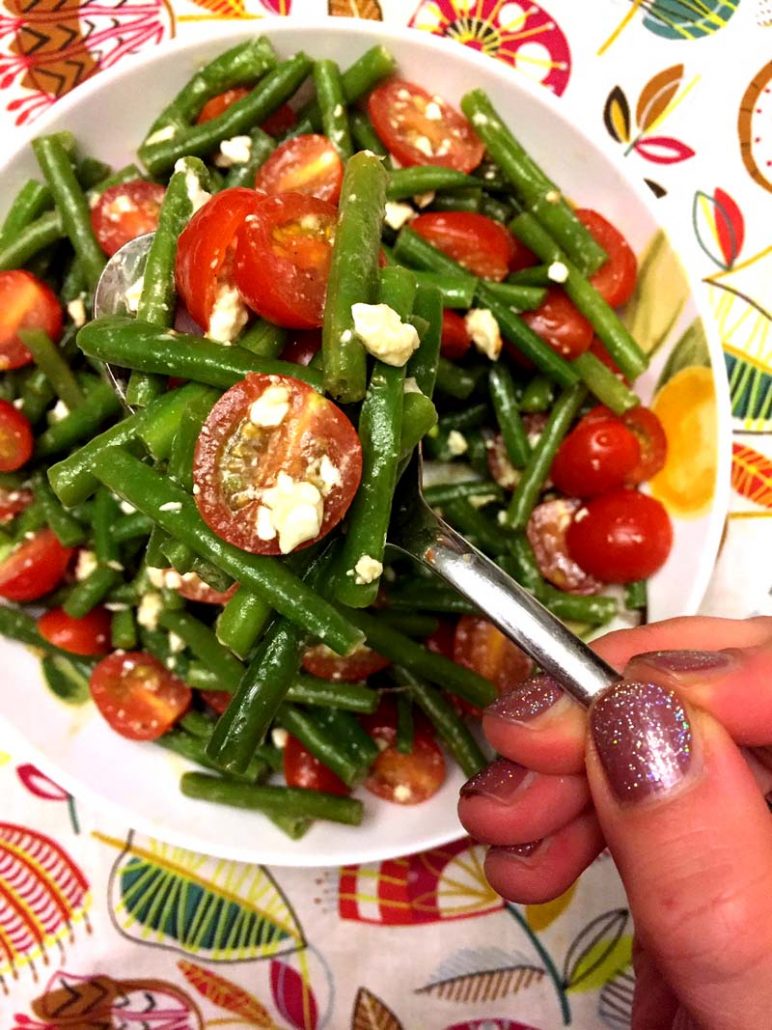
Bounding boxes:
[0,19,731,867]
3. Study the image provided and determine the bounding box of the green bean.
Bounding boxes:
[625,579,647,611]
[168,391,217,491]
[438,404,490,432]
[289,674,378,713]
[157,727,269,785]
[409,270,476,310]
[111,512,153,544]
[434,357,477,400]
[64,566,121,619]
[236,318,286,358]
[17,368,54,425]
[387,167,481,200]
[31,471,86,547]
[0,180,51,245]
[396,692,414,754]
[61,257,87,306]
[0,211,64,271]
[158,609,244,690]
[423,480,504,507]
[505,532,543,592]
[460,89,607,275]
[479,194,514,223]
[17,329,84,410]
[479,280,546,312]
[94,488,121,565]
[384,579,477,616]
[160,537,195,574]
[313,59,353,160]
[429,187,481,213]
[406,284,443,400]
[489,365,530,468]
[571,351,640,415]
[537,585,617,625]
[77,317,323,393]
[222,126,275,189]
[379,613,438,639]
[0,604,96,664]
[76,156,112,190]
[110,607,137,649]
[142,54,312,177]
[445,497,511,557]
[31,135,105,290]
[35,381,120,459]
[181,772,364,826]
[317,706,379,770]
[188,558,234,594]
[505,383,586,529]
[520,374,554,412]
[396,667,487,777]
[349,109,389,159]
[508,264,552,287]
[322,150,388,402]
[216,587,272,661]
[275,704,362,786]
[11,500,47,541]
[294,45,396,135]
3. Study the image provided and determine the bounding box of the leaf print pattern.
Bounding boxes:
[417,964,544,1003]
[693,188,745,269]
[271,957,319,1030]
[603,65,695,168]
[562,910,629,991]
[635,63,683,130]
[731,444,772,508]
[525,883,577,932]
[178,959,276,1025]
[351,986,403,1030]
[603,86,632,143]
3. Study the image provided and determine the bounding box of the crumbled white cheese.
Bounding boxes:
[104,602,129,612]
[545,189,561,203]
[413,190,435,208]
[469,493,498,509]
[447,430,468,456]
[272,727,289,750]
[125,275,144,313]
[353,555,383,585]
[465,308,502,361]
[49,399,70,423]
[164,569,183,590]
[168,631,186,654]
[66,297,87,327]
[145,125,176,145]
[403,376,422,395]
[255,505,277,541]
[413,134,434,157]
[257,471,324,554]
[317,454,341,496]
[174,159,211,214]
[207,282,248,344]
[351,303,420,367]
[383,201,416,230]
[393,783,413,802]
[333,103,343,117]
[119,499,136,515]
[159,501,182,512]
[147,567,182,590]
[137,591,163,631]
[146,567,166,588]
[75,549,98,581]
[424,100,443,121]
[249,384,291,428]
[472,112,489,128]
[106,559,124,571]
[547,260,569,283]
[214,135,253,168]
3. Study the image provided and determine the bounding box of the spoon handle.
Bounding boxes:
[402,513,618,708]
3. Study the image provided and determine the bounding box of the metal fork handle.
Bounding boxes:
[406,516,619,708]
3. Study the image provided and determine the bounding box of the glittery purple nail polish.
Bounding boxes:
[460,758,529,803]
[486,674,564,723]
[591,681,692,803]
[632,650,733,674]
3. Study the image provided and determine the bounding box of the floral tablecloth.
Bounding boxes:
[1,1,770,1027]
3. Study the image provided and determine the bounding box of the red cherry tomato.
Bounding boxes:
[0,485,33,522]
[255,135,344,205]
[89,651,191,741]
[485,431,520,491]
[37,607,112,656]
[283,734,350,795]
[588,336,624,377]
[566,489,673,583]
[577,209,637,308]
[361,700,446,805]
[176,571,238,606]
[522,287,594,359]
[260,103,298,137]
[0,399,33,472]
[622,406,668,485]
[0,270,63,370]
[424,618,456,660]
[0,530,73,602]
[196,87,249,123]
[176,187,263,334]
[440,310,471,359]
[193,372,362,555]
[233,192,336,329]
[526,498,602,594]
[411,212,516,281]
[301,641,390,682]
[280,329,321,366]
[550,415,641,498]
[201,690,230,714]
[453,615,533,697]
[91,181,166,258]
[509,237,540,274]
[367,79,484,173]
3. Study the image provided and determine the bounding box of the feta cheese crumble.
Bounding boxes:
[447,430,468,456]
[249,384,291,427]
[49,399,70,423]
[214,135,253,168]
[547,260,569,283]
[353,555,383,585]
[351,303,420,367]
[145,125,176,145]
[137,591,163,631]
[159,501,182,512]
[256,472,324,554]
[75,549,98,581]
[272,727,289,749]
[403,376,422,395]
[465,308,502,361]
[207,283,248,344]
[174,159,211,214]
[383,201,416,230]
[66,297,87,327]
[413,190,435,208]
[424,100,443,120]
[125,275,144,313]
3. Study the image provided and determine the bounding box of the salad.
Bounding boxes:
[0,36,672,840]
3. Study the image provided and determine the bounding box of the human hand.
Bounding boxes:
[457,616,772,1029]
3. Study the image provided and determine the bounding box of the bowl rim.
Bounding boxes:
[0,16,733,867]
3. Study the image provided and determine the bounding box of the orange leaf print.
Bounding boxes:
[525,881,577,931]
[351,987,403,1030]
[731,443,772,508]
[329,0,383,17]
[188,0,245,16]
[635,64,683,132]
[178,960,275,1026]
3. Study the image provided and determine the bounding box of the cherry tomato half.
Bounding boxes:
[193,372,362,555]
[577,209,637,309]
[521,287,594,360]
[302,640,390,682]
[0,399,33,472]
[89,651,191,741]
[0,485,33,522]
[91,181,166,258]
[440,309,472,359]
[234,192,336,329]
[176,187,263,334]
[37,607,112,656]
[582,404,668,486]
[0,529,73,602]
[201,690,230,715]
[550,414,641,498]
[176,570,238,606]
[368,79,484,173]
[526,498,601,594]
[566,489,673,583]
[453,615,533,697]
[196,87,249,124]
[361,700,446,805]
[0,270,63,370]
[255,135,343,205]
[283,734,350,796]
[411,212,516,281]
[280,329,321,367]
[260,103,298,138]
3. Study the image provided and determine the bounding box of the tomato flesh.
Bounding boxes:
[302,640,389,682]
[176,571,238,606]
[91,181,166,258]
[0,270,63,370]
[526,498,602,594]
[550,414,641,498]
[196,87,249,124]
[577,209,637,308]
[193,373,362,555]
[522,287,594,359]
[622,406,668,485]
[566,489,673,583]
[234,192,336,329]
[0,530,73,602]
[283,734,350,795]
[411,212,516,281]
[37,607,112,656]
[0,486,33,522]
[255,135,343,205]
[280,330,321,367]
[0,399,33,472]
[368,79,484,173]
[361,703,446,805]
[90,651,191,741]
[440,309,472,359]
[453,616,533,698]
[201,690,231,715]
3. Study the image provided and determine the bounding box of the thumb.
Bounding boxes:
[586,678,772,1027]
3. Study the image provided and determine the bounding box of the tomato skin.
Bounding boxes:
[622,406,668,485]
[302,641,390,682]
[196,87,249,124]
[233,192,336,329]
[280,329,321,366]
[176,571,237,606]
[193,372,362,555]
[526,498,602,594]
[0,485,33,522]
[522,287,594,359]
[361,700,446,805]
[550,415,641,498]
[411,212,516,281]
[566,489,673,583]
[453,616,533,698]
[91,181,166,258]
[0,530,73,602]
[0,270,63,370]
[255,135,343,204]
[588,336,624,377]
[176,188,263,333]
[89,651,191,741]
[37,607,111,656]
[577,209,637,308]
[0,399,33,472]
[440,310,471,359]
[283,734,350,795]
[260,103,298,138]
[201,690,231,715]
[367,79,484,173]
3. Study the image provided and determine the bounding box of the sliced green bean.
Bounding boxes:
[505,532,543,592]
[387,166,481,200]
[0,180,51,245]
[294,45,396,135]
[409,270,476,310]
[31,471,86,547]
[423,480,504,507]
[398,392,439,460]
[489,364,530,468]
[396,692,414,754]
[275,705,361,786]
[508,264,552,287]
[35,381,121,459]
[445,497,510,557]
[111,607,137,649]
[168,390,217,491]
[158,609,244,690]
[0,211,64,271]
[520,374,554,412]
[349,109,389,159]
[313,59,353,160]
[406,284,443,400]
[289,674,378,713]
[480,280,546,312]
[235,318,287,358]
[625,579,647,611]
[18,329,84,410]
[434,357,477,400]
[535,584,617,626]
[572,351,640,415]
[216,587,272,660]
[64,566,121,619]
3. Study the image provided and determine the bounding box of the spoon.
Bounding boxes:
[94,238,618,708]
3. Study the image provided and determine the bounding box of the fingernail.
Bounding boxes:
[460,758,529,803]
[497,840,542,858]
[591,680,692,803]
[631,649,734,675]
[486,674,564,723]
